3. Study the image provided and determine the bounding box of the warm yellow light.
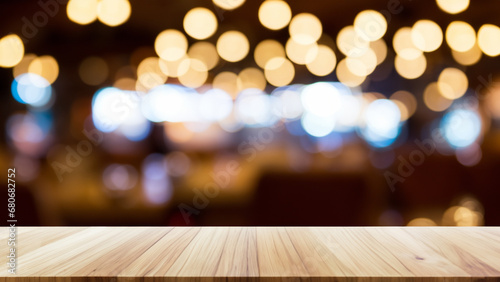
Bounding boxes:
[155,29,188,62]
[67,0,98,25]
[346,48,377,76]
[477,24,500,57]
[137,57,167,90]
[237,68,266,91]
[158,55,190,78]
[28,55,59,84]
[79,56,109,86]
[390,90,417,121]
[452,42,482,65]
[188,42,219,70]
[213,71,239,98]
[264,57,294,87]
[216,31,249,62]
[114,77,136,91]
[454,206,481,226]
[306,45,336,76]
[258,0,291,31]
[436,0,469,14]
[336,58,366,87]
[289,13,322,45]
[178,59,208,88]
[423,82,453,112]
[254,39,286,69]
[394,54,426,80]
[446,21,475,52]
[213,0,245,10]
[97,0,131,27]
[13,54,36,78]
[437,67,468,100]
[285,38,318,65]
[337,25,369,57]
[393,27,422,60]
[353,10,387,42]
[0,34,24,68]
[183,7,218,40]
[407,218,437,226]
[370,39,387,65]
[411,20,443,52]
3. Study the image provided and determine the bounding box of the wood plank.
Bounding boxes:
[0,227,499,281]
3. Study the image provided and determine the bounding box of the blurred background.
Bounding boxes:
[1,0,499,227]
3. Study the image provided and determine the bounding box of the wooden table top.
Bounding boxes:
[1,227,499,281]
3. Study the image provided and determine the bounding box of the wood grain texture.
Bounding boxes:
[1,227,499,281]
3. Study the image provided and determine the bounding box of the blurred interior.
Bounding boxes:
[1,0,500,226]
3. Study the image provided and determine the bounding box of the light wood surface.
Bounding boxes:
[1,227,500,281]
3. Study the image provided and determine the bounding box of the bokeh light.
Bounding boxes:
[183,7,218,40]
[411,20,443,52]
[285,38,318,65]
[97,0,131,27]
[390,91,417,121]
[446,21,476,52]
[301,82,341,117]
[264,57,295,87]
[11,73,52,107]
[188,42,219,70]
[437,68,468,100]
[477,24,500,57]
[103,164,138,191]
[254,39,286,69]
[199,89,233,122]
[441,109,481,148]
[361,99,401,148]
[394,53,427,79]
[306,45,336,76]
[393,27,422,60]
[353,10,387,42]
[235,88,276,127]
[216,31,249,62]
[213,0,245,10]
[213,71,239,98]
[289,13,322,45]
[28,55,59,84]
[237,68,266,91]
[346,48,377,76]
[337,25,369,58]
[67,0,98,25]
[258,0,292,31]
[155,29,188,62]
[137,57,167,90]
[13,54,36,78]
[0,34,24,68]
[423,82,453,112]
[142,154,173,205]
[452,43,482,65]
[178,58,208,88]
[371,39,387,65]
[336,58,366,87]
[436,0,469,14]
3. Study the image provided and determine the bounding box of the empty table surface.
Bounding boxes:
[1,227,499,281]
